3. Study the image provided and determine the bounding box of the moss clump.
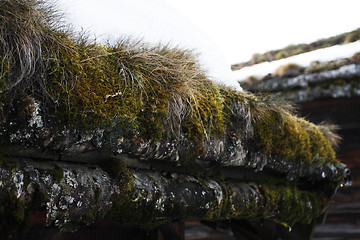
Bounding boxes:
[47,165,64,183]
[253,109,336,164]
[273,63,304,78]
[102,161,161,226]
[261,182,327,227]
[42,36,227,144]
[182,83,226,144]
[345,30,360,43]
[202,180,328,228]
[0,0,339,168]
[218,89,337,164]
[100,159,133,183]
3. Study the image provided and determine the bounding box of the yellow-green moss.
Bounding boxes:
[203,180,328,228]
[216,87,337,164]
[1,6,338,167]
[261,182,328,227]
[38,35,231,149]
[253,108,336,164]
[182,83,226,144]
[103,161,165,227]
[43,37,225,144]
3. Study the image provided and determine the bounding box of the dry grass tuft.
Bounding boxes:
[317,122,342,149]
[105,39,211,138]
[0,0,65,88]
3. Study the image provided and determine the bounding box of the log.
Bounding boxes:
[0,157,334,233]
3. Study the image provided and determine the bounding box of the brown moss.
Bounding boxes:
[103,161,165,227]
[350,52,360,63]
[273,63,304,78]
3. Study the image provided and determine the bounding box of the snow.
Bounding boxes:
[57,0,242,91]
[234,40,360,81]
[55,0,360,91]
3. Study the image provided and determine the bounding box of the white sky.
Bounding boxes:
[57,0,360,89]
[169,0,360,63]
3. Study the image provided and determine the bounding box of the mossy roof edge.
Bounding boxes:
[0,0,342,174]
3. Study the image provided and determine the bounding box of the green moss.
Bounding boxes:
[1,8,338,168]
[316,78,347,89]
[99,160,330,228]
[44,37,141,130]
[47,165,64,183]
[101,159,132,183]
[218,87,248,137]
[103,162,164,227]
[137,84,169,141]
[261,182,328,227]
[202,179,328,228]
[41,35,230,151]
[0,190,26,233]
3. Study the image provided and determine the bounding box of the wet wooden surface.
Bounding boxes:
[185,221,235,240]
[303,98,360,240]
